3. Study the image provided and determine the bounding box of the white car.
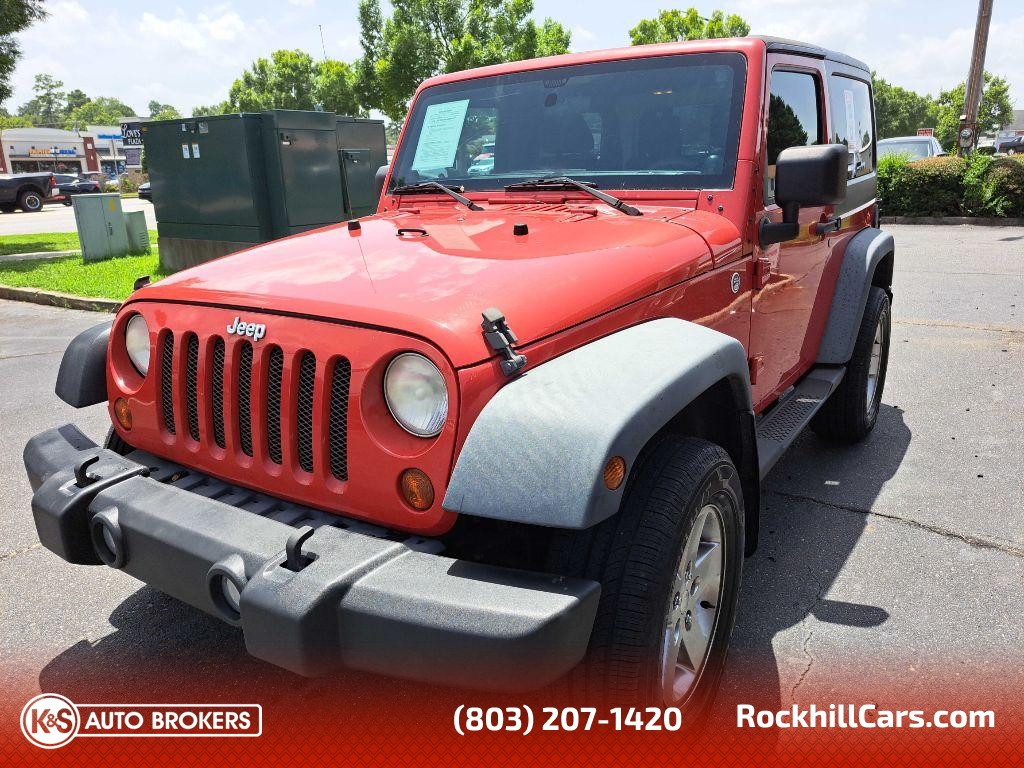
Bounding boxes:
[877,136,946,161]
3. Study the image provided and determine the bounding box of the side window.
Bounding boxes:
[829,76,874,179]
[764,70,822,204]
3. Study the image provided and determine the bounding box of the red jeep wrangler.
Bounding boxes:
[25,36,892,715]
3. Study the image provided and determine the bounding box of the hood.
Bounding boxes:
[137,202,728,368]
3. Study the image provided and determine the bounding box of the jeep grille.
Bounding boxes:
[158,333,350,481]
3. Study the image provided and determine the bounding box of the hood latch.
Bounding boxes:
[481,308,527,376]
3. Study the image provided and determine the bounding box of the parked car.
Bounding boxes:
[24,36,893,715]
[0,172,56,213]
[52,173,103,206]
[138,181,152,201]
[998,135,1024,154]
[467,156,494,176]
[877,136,946,161]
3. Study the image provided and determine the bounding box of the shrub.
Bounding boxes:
[876,153,912,216]
[962,152,994,215]
[896,156,967,216]
[982,157,1024,217]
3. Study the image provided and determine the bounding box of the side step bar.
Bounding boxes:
[756,365,846,478]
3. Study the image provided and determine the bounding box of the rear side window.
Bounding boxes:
[829,75,874,179]
[764,70,821,204]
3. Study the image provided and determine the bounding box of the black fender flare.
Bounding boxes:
[443,318,755,531]
[55,320,111,407]
[817,227,895,364]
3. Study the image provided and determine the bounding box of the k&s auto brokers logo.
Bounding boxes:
[20,693,261,749]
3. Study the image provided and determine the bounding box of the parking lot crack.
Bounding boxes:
[791,627,816,699]
[1,542,41,561]
[768,490,1024,559]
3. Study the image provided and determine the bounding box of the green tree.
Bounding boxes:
[64,97,136,128]
[313,59,363,116]
[0,0,46,105]
[191,103,229,117]
[934,72,1014,149]
[227,49,319,111]
[0,113,33,128]
[872,73,939,139]
[356,0,572,122]
[147,100,181,119]
[628,8,749,45]
[18,73,66,125]
[64,88,89,116]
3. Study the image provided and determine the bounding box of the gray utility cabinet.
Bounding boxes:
[143,109,386,271]
[72,193,129,262]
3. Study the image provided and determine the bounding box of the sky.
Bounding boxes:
[6,0,1023,118]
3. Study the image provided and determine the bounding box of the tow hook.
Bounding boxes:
[284,525,316,572]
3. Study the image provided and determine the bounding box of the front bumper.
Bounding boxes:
[24,425,600,691]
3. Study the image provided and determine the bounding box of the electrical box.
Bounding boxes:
[71,193,129,262]
[143,110,386,271]
[124,210,150,255]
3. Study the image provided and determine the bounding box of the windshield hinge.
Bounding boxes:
[481,308,527,376]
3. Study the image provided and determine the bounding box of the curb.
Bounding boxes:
[0,250,79,263]
[880,216,1024,226]
[0,285,120,313]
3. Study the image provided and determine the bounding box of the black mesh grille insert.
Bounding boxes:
[185,334,200,442]
[237,343,253,457]
[160,332,175,435]
[211,338,226,449]
[296,352,316,473]
[328,358,351,481]
[266,346,284,465]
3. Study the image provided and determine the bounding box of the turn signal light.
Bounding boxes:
[400,468,435,511]
[603,456,626,490]
[114,398,132,430]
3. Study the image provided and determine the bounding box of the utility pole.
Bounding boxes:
[957,0,994,155]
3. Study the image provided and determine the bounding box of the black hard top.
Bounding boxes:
[754,35,870,72]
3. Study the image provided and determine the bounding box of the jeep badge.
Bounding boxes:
[226,316,266,342]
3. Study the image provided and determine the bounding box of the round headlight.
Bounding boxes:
[384,353,448,437]
[124,314,151,376]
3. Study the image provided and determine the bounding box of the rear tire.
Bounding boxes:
[547,436,744,719]
[18,189,44,212]
[811,286,891,443]
[0,203,16,213]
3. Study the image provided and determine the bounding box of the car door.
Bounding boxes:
[748,58,832,411]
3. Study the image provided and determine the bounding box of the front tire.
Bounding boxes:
[548,437,744,716]
[811,286,891,443]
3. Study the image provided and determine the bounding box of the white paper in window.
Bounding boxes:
[411,99,470,171]
[844,89,860,170]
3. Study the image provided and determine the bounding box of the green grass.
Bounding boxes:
[0,253,167,300]
[0,230,157,257]
[0,232,82,257]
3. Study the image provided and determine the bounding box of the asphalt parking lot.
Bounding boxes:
[1,224,1022,715]
[0,198,156,237]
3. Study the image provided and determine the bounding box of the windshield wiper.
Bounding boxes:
[391,181,483,211]
[504,176,642,216]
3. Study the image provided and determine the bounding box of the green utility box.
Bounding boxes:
[142,110,386,271]
[71,193,130,262]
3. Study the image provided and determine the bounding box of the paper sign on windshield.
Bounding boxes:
[411,99,470,171]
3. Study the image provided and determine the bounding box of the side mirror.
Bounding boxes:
[374,164,390,202]
[760,144,848,246]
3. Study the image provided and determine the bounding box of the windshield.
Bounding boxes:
[878,140,932,160]
[390,52,747,193]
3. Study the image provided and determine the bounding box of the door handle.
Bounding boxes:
[813,216,841,236]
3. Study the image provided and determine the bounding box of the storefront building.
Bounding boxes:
[0,124,141,176]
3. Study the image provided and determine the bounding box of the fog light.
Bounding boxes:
[400,468,434,511]
[603,456,626,490]
[114,397,132,430]
[221,577,241,614]
[90,510,125,568]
